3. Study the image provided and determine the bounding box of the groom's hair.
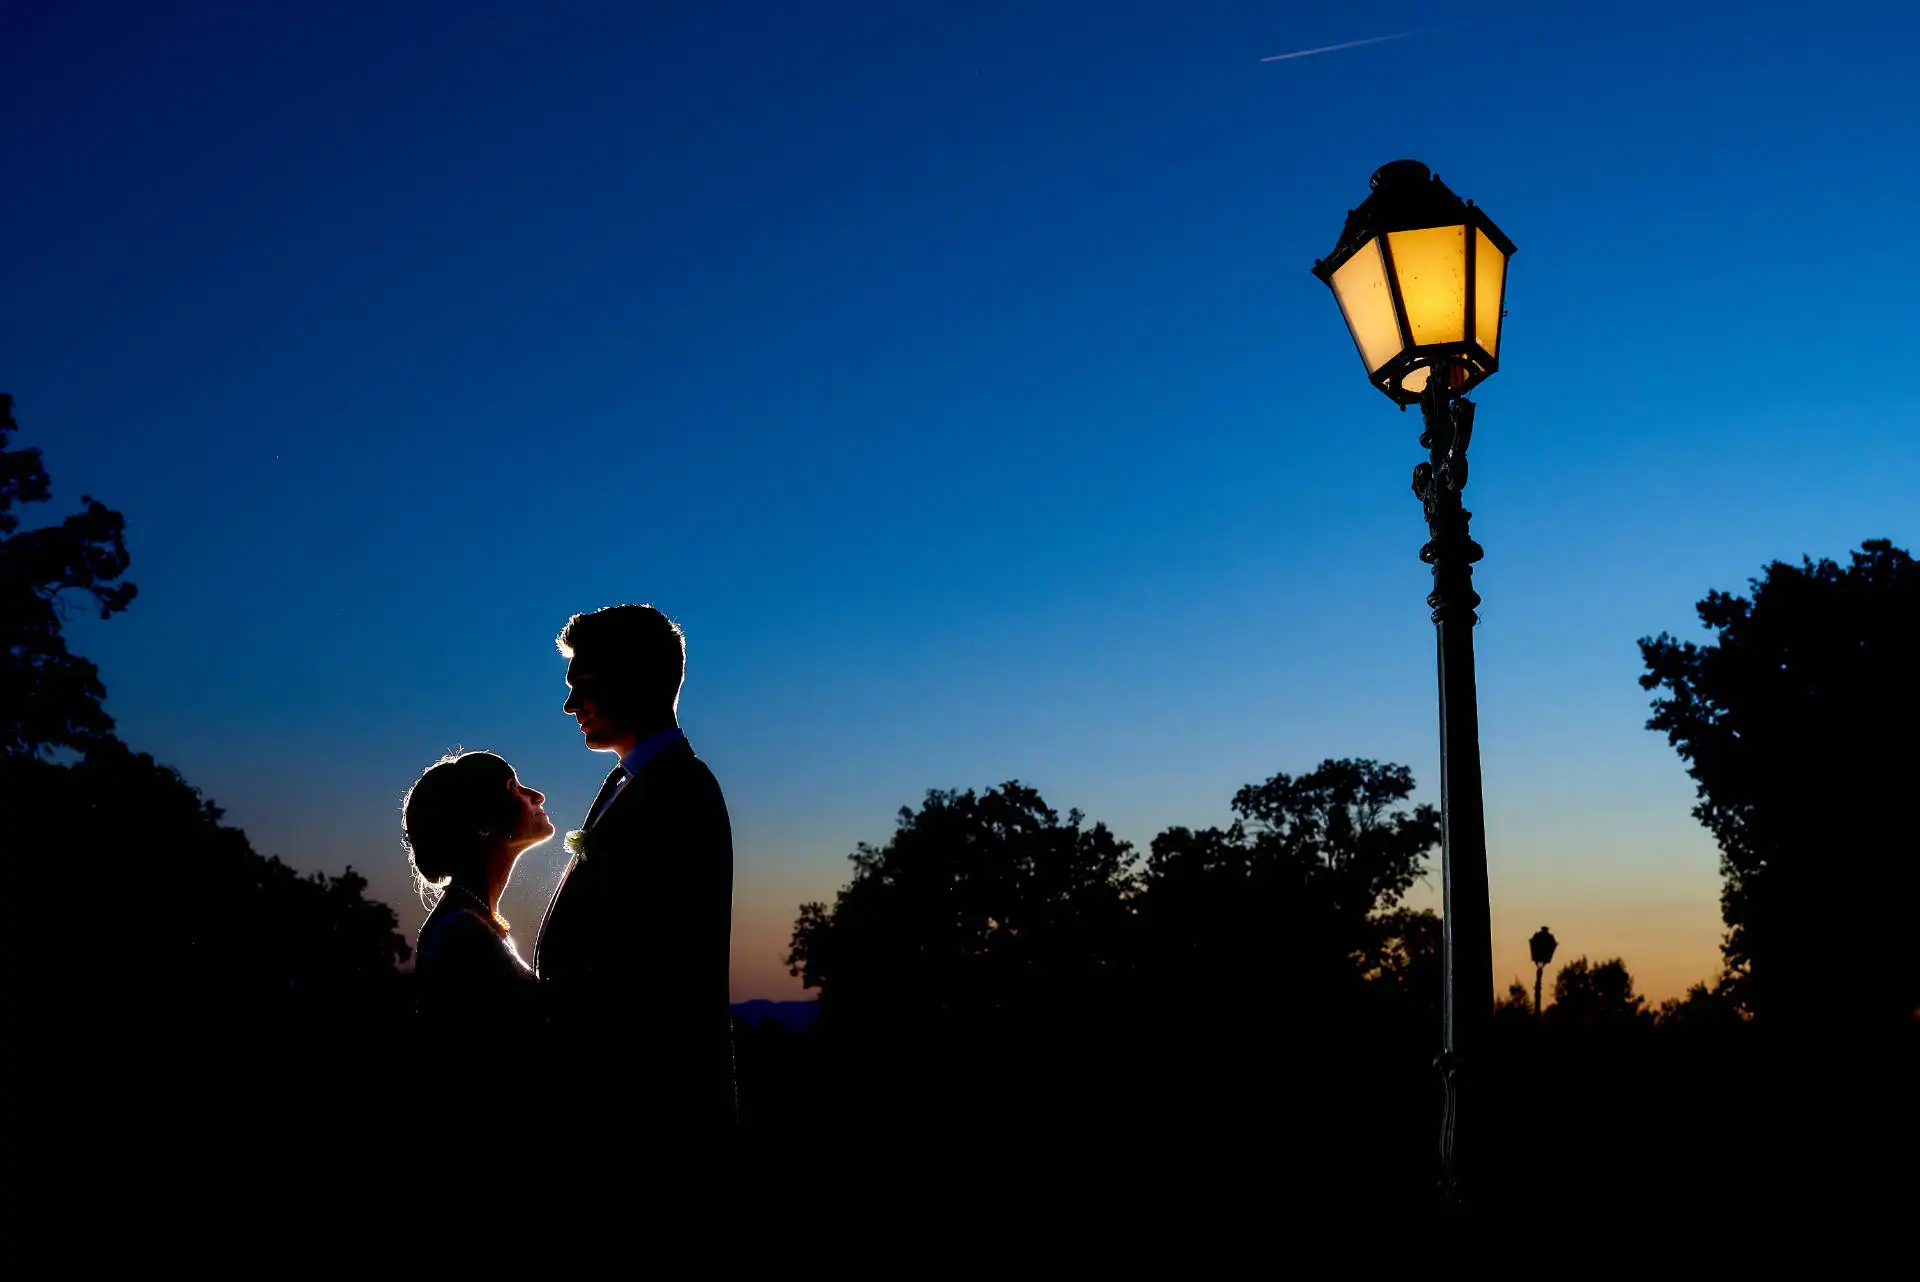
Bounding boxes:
[556,603,686,714]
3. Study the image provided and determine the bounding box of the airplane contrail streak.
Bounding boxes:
[1260,31,1418,63]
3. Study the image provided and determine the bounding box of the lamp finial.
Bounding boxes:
[1371,159,1431,191]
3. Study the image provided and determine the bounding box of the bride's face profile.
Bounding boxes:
[502,774,555,854]
[404,752,554,907]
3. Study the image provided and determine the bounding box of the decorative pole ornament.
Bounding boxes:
[1313,160,1517,1204]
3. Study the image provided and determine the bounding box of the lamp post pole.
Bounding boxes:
[1413,360,1494,1205]
[1309,159,1515,1207]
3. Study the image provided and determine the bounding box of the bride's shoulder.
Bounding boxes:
[417,905,502,968]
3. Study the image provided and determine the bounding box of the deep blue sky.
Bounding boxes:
[6,0,1915,1000]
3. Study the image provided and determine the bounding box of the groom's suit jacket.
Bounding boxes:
[535,739,736,1140]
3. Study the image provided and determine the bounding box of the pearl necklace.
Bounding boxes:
[443,883,508,933]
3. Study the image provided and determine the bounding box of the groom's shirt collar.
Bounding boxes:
[618,727,687,780]
[586,728,687,829]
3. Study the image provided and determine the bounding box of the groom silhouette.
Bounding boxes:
[536,603,736,1141]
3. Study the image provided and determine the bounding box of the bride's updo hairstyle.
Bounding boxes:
[402,751,519,904]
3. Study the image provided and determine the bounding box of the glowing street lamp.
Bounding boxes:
[1312,159,1517,1203]
[1312,159,1515,406]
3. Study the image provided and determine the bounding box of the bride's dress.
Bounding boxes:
[414,887,537,1015]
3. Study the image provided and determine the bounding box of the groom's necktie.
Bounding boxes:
[585,764,626,829]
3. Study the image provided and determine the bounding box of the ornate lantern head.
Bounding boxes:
[1312,160,1516,406]
[1528,926,1559,968]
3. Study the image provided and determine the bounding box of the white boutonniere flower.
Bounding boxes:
[564,829,593,862]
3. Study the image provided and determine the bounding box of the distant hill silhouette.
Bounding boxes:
[731,999,818,1032]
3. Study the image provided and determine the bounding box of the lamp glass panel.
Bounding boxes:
[1400,365,1431,395]
[1387,225,1467,345]
[1475,227,1507,358]
[1330,238,1403,375]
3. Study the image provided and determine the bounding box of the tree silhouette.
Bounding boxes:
[1493,978,1534,1030]
[1546,957,1651,1032]
[1640,539,1918,1027]
[5,727,411,1015]
[1367,907,1444,1011]
[0,394,408,1029]
[783,781,1139,1142]
[785,762,1443,1163]
[0,394,137,759]
[1655,980,1746,1035]
[1230,758,1437,925]
[789,760,1440,1036]
[1134,758,1440,1018]
[786,781,1136,1031]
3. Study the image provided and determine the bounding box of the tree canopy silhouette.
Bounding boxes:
[782,760,1443,1155]
[786,781,1135,1032]
[1134,758,1440,1019]
[1654,980,1745,1035]
[1546,956,1651,1032]
[0,394,408,1022]
[6,741,410,1006]
[1,393,137,758]
[1493,979,1534,1028]
[787,759,1441,1034]
[1639,539,1917,1027]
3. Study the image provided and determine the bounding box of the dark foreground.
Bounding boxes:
[12,985,1914,1231]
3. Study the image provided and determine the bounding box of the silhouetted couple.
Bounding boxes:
[400,604,735,1149]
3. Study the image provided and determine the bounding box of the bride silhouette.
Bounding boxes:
[402,750,551,1015]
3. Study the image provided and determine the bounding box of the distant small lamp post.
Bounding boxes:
[1529,926,1559,1025]
[1312,159,1517,1203]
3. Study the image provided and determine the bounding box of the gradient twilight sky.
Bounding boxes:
[6,0,1916,1004]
